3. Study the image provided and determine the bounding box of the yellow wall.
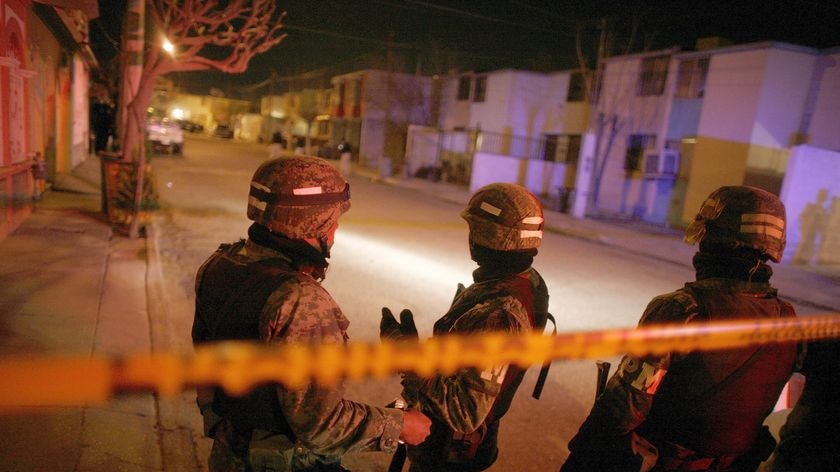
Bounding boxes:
[682,136,748,222]
[682,136,791,223]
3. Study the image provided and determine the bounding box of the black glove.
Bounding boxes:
[380,307,419,342]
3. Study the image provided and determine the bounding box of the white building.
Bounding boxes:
[588,39,840,266]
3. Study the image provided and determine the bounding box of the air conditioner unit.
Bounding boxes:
[643,149,680,177]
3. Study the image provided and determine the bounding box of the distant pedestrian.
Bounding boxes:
[31,152,47,200]
[338,141,352,178]
[192,155,431,472]
[561,186,798,472]
[268,132,285,159]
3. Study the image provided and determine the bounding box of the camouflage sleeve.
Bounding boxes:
[403,295,529,434]
[259,278,403,455]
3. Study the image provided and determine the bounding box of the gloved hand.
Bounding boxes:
[380,307,419,342]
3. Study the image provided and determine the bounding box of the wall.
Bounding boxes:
[779,145,840,265]
[698,49,766,143]
[70,55,89,167]
[808,51,840,150]
[751,47,816,150]
[471,70,514,133]
[405,125,440,175]
[469,152,522,192]
[682,136,749,222]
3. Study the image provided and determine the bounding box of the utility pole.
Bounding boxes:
[119,0,147,239]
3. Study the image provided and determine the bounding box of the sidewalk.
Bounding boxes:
[0,155,196,471]
[0,156,838,471]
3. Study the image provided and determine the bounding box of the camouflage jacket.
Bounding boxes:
[193,239,403,467]
[401,267,548,469]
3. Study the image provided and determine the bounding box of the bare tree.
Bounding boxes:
[575,14,642,210]
[119,0,287,237]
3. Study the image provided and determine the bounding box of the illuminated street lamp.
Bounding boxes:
[162,37,175,55]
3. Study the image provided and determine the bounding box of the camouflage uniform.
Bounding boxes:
[562,186,799,472]
[397,183,550,471]
[193,156,403,472]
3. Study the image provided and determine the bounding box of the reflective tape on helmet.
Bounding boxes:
[293,186,324,195]
[251,183,351,207]
[520,230,543,239]
[479,201,502,216]
[741,213,785,240]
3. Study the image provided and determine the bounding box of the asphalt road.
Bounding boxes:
[150,135,711,471]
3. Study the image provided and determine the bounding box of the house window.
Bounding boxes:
[637,55,670,96]
[457,76,471,101]
[567,72,586,102]
[473,75,487,102]
[542,134,581,163]
[625,134,656,171]
[675,57,709,98]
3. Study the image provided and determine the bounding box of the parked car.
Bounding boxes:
[176,119,204,133]
[145,117,184,155]
[213,124,234,139]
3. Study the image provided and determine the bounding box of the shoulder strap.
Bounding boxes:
[532,313,556,399]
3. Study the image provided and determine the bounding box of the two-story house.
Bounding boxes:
[330,69,434,176]
[407,68,588,202]
[587,39,840,264]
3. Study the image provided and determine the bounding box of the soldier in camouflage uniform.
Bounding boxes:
[192,156,431,472]
[380,182,551,471]
[561,186,799,472]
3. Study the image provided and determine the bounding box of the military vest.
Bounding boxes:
[434,268,550,426]
[193,241,299,435]
[638,282,797,457]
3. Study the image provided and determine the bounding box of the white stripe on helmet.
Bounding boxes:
[293,186,324,195]
[520,229,543,239]
[740,224,784,240]
[480,201,502,216]
[251,181,271,192]
[522,216,544,225]
[248,196,267,211]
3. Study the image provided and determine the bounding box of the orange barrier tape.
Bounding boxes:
[1,314,838,408]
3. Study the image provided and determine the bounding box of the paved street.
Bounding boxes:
[0,134,838,471]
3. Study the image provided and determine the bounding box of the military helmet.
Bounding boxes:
[461,183,544,251]
[247,156,350,239]
[684,186,786,262]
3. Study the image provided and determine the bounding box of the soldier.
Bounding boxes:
[192,156,430,472]
[765,339,840,471]
[561,186,798,472]
[380,182,551,471]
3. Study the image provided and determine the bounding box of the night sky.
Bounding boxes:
[90,1,840,97]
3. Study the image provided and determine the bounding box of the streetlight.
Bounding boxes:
[162,37,175,55]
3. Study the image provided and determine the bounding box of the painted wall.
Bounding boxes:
[808,51,840,151]
[70,55,89,168]
[751,47,816,150]
[682,136,749,222]
[779,145,840,265]
[698,49,766,143]
[469,152,522,192]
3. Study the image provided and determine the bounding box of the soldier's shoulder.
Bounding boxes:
[263,276,346,343]
[641,288,698,325]
[454,294,529,333]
